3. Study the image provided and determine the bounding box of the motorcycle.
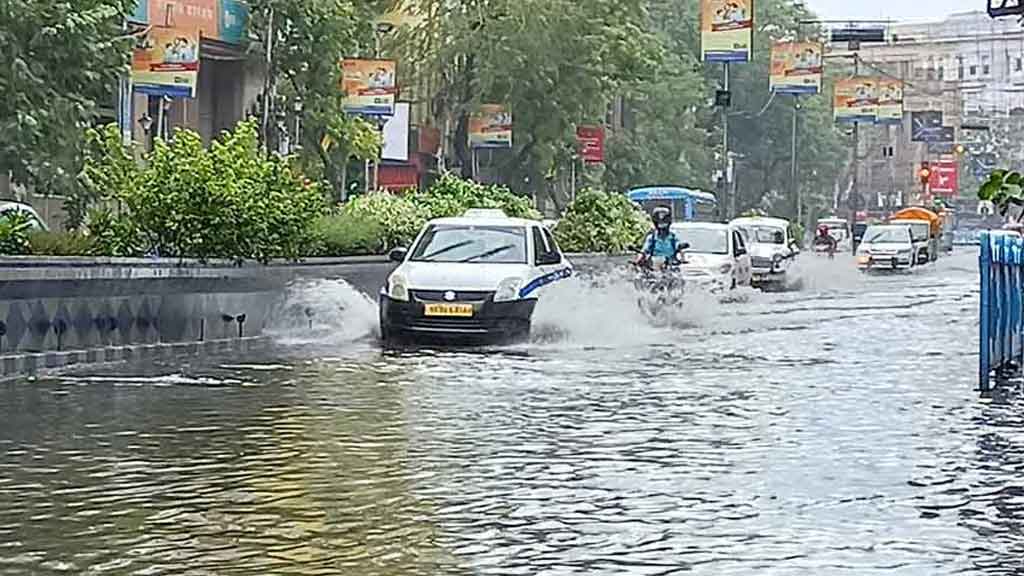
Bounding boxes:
[631,252,687,317]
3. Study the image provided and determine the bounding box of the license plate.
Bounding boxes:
[424,303,474,317]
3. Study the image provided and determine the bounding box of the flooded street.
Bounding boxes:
[2,250,1023,575]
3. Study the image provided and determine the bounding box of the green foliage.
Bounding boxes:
[979,169,1024,219]
[554,189,649,253]
[310,210,386,256]
[26,230,96,256]
[0,212,33,255]
[409,173,542,220]
[342,193,430,251]
[81,120,326,261]
[87,207,142,257]
[0,0,134,197]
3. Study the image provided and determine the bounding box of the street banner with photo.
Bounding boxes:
[700,0,754,62]
[834,77,877,123]
[132,27,200,98]
[341,59,397,116]
[929,160,959,196]
[770,41,823,94]
[875,78,904,125]
[576,125,605,163]
[469,105,513,149]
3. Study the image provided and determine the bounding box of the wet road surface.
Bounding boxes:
[2,250,1023,575]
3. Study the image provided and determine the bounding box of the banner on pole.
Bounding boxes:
[875,78,904,125]
[469,105,513,149]
[576,125,605,163]
[770,42,823,95]
[131,27,200,98]
[700,0,754,63]
[341,59,397,117]
[834,77,877,123]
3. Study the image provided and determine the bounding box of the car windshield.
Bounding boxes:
[739,225,785,245]
[675,227,728,255]
[863,226,909,244]
[411,224,527,264]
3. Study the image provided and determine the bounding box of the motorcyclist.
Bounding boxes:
[636,207,682,268]
[815,224,837,258]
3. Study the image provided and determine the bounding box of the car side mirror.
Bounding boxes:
[388,247,408,263]
[538,251,562,266]
[679,242,691,251]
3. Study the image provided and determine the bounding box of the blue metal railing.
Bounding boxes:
[979,231,1024,392]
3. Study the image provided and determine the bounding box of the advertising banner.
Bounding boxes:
[770,42,823,94]
[218,0,249,44]
[700,0,754,63]
[382,103,410,162]
[132,27,200,98]
[576,125,605,163]
[929,160,959,196]
[341,59,397,116]
[875,78,904,125]
[469,105,513,149]
[145,0,218,37]
[834,77,877,123]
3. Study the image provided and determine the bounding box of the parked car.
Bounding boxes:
[0,202,48,231]
[856,224,915,271]
[379,209,573,343]
[730,216,799,289]
[672,222,752,291]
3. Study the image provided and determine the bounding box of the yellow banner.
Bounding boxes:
[469,105,512,149]
[131,27,200,98]
[875,78,904,125]
[770,42,822,95]
[700,0,753,62]
[341,59,397,116]
[834,77,877,123]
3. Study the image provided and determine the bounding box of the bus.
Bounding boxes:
[627,187,719,223]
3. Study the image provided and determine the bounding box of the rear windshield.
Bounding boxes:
[411,225,528,264]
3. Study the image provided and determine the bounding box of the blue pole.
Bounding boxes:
[980,231,992,393]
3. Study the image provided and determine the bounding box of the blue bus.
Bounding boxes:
[627,187,719,223]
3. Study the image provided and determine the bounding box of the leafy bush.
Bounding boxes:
[342,193,430,250]
[409,172,541,220]
[310,211,386,256]
[81,121,326,262]
[0,212,33,255]
[27,230,96,256]
[554,189,650,253]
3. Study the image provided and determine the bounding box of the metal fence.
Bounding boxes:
[979,230,1024,392]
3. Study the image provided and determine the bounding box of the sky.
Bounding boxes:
[802,0,971,22]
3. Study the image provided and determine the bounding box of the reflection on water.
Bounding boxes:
[1,250,1023,575]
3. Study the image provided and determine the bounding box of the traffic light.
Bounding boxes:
[955,143,967,155]
[919,161,931,185]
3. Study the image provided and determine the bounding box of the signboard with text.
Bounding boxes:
[469,105,513,149]
[700,0,754,62]
[770,42,822,94]
[929,160,959,196]
[341,59,397,117]
[875,78,904,124]
[834,77,877,123]
[129,0,249,44]
[131,27,200,98]
[576,125,605,163]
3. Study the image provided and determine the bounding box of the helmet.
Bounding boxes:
[651,207,672,231]
[817,224,829,236]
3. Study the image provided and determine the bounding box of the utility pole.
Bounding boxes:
[850,54,861,254]
[723,62,734,218]
[792,95,801,229]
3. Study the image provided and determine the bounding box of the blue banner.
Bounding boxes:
[218,0,249,44]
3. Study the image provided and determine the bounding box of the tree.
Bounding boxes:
[247,0,387,198]
[0,0,134,198]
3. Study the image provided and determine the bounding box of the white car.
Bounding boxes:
[857,224,915,270]
[0,202,48,231]
[672,222,752,290]
[380,209,573,343]
[730,216,798,288]
[889,218,934,264]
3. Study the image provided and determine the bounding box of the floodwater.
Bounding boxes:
[2,250,1023,575]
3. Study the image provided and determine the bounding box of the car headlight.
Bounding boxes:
[718,263,733,274]
[388,274,410,302]
[494,277,524,302]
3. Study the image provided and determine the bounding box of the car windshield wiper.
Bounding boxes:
[459,244,514,263]
[420,240,474,261]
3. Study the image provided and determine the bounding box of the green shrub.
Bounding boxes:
[342,193,430,250]
[310,211,386,256]
[409,172,541,220]
[27,230,96,256]
[0,212,33,255]
[80,121,326,262]
[554,189,650,253]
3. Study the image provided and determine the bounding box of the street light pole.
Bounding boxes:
[723,62,733,218]
[850,54,861,254]
[792,95,801,229]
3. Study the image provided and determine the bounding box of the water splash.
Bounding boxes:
[268,279,380,346]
